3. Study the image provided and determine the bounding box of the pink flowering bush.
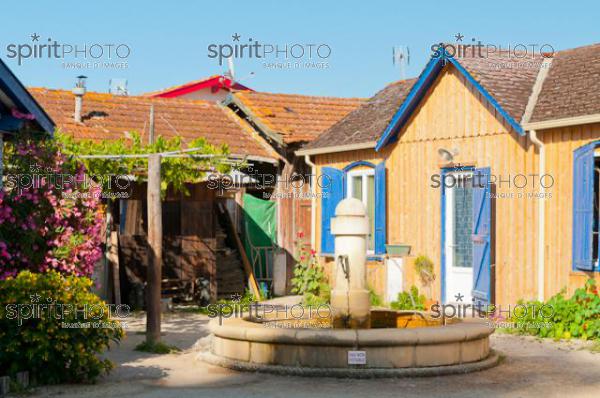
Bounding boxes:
[0,136,104,279]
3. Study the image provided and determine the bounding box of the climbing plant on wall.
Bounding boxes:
[57,131,233,196]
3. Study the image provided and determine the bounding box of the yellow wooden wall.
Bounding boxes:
[312,64,600,306]
[542,123,600,297]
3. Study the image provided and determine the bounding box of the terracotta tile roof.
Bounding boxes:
[303,79,416,150]
[530,43,600,122]
[232,91,365,144]
[27,87,278,161]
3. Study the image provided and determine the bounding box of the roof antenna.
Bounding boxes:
[393,46,410,80]
[109,78,128,96]
[226,56,235,82]
[223,56,255,88]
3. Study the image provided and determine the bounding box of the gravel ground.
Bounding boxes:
[28,311,600,398]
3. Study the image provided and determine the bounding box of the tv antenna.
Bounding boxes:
[392,46,410,80]
[109,78,128,95]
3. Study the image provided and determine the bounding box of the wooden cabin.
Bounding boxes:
[145,76,365,293]
[297,43,600,307]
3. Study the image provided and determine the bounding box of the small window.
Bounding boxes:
[451,174,473,268]
[347,169,375,252]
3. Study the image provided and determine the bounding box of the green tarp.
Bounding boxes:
[242,194,277,285]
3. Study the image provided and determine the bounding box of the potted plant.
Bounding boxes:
[414,255,436,309]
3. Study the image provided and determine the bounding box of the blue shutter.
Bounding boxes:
[472,167,491,307]
[374,161,387,255]
[572,142,596,271]
[321,167,344,255]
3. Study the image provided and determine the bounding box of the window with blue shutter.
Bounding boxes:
[320,167,345,254]
[320,161,387,256]
[572,141,598,271]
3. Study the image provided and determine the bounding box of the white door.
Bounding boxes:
[444,171,474,304]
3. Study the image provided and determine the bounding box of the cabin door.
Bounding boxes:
[471,167,492,307]
[443,170,474,304]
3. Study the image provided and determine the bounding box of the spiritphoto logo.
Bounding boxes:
[5,162,132,199]
[431,299,555,330]
[430,167,554,200]
[206,164,331,198]
[207,33,331,69]
[4,293,131,328]
[431,33,554,69]
[206,296,331,326]
[5,33,131,69]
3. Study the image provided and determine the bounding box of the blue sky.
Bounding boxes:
[1,0,598,98]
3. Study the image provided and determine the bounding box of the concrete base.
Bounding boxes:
[207,316,496,375]
[199,350,501,378]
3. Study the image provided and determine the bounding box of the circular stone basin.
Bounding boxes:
[203,309,497,377]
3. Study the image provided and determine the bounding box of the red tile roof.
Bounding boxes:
[28,87,278,161]
[232,91,365,144]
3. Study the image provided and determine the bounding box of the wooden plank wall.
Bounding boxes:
[277,153,314,293]
[542,123,600,297]
[119,181,218,301]
[181,183,217,300]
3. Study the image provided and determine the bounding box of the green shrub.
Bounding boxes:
[508,279,600,340]
[369,286,384,307]
[414,255,435,299]
[390,285,426,310]
[0,271,124,384]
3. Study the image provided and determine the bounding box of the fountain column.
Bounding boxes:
[330,198,371,329]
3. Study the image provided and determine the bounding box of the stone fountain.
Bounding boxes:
[330,198,371,329]
[200,199,498,377]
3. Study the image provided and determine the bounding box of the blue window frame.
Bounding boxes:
[320,161,386,256]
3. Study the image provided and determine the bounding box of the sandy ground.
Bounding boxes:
[28,311,600,398]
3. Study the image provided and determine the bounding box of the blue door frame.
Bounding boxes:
[440,166,474,304]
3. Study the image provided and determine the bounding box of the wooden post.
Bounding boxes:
[109,230,121,305]
[146,154,162,343]
[104,200,122,305]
